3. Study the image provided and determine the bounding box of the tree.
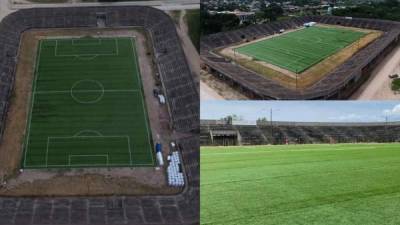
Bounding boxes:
[264,3,284,21]
[256,117,269,125]
[201,10,240,35]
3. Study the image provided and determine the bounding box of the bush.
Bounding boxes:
[391,78,400,92]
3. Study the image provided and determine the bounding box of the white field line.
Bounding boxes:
[34,89,140,94]
[73,130,103,137]
[72,39,102,46]
[130,38,155,166]
[25,38,152,168]
[46,135,130,167]
[127,136,133,165]
[24,40,43,168]
[24,162,154,168]
[54,38,119,57]
[48,135,130,139]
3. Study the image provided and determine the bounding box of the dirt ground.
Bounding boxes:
[0,28,182,196]
[175,10,199,84]
[217,24,382,90]
[351,44,400,100]
[200,70,248,100]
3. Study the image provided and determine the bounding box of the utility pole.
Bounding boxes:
[270,108,273,143]
[385,114,389,142]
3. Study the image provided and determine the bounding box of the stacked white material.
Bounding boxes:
[167,151,185,187]
[303,22,316,27]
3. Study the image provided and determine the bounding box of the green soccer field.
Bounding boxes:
[235,26,365,73]
[201,143,400,225]
[23,37,155,168]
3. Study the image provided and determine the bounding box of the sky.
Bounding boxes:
[200,101,400,123]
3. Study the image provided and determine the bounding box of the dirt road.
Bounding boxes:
[351,45,400,100]
[177,10,199,83]
[200,81,224,100]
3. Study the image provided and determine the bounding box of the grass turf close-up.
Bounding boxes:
[201,143,400,225]
[23,37,154,168]
[235,26,365,73]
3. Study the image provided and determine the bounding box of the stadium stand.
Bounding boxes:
[0,6,199,225]
[201,120,400,145]
[201,16,400,99]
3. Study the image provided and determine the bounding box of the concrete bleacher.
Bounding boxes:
[0,6,199,135]
[201,121,400,145]
[0,6,199,225]
[201,16,400,100]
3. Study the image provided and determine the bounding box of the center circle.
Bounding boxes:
[71,79,104,104]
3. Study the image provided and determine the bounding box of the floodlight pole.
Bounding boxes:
[270,108,273,141]
[385,115,389,142]
[270,108,280,143]
[270,108,273,127]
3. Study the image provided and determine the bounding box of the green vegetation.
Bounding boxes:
[333,0,400,21]
[23,37,154,168]
[201,143,400,225]
[235,26,365,73]
[28,0,68,3]
[201,9,240,35]
[201,3,284,35]
[185,9,200,51]
[260,3,284,22]
[169,10,182,25]
[391,78,400,92]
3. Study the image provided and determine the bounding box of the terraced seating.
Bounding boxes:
[201,16,400,99]
[0,6,199,225]
[201,121,400,145]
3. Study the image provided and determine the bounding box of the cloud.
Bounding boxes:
[383,104,400,115]
[328,113,380,122]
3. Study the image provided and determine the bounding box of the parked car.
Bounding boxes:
[389,74,399,79]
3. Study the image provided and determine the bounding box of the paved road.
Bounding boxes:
[177,10,199,84]
[0,1,15,21]
[351,44,400,100]
[2,0,198,22]
[10,0,199,10]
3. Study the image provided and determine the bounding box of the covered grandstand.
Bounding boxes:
[201,16,400,99]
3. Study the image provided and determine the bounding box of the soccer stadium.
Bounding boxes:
[201,16,400,99]
[0,6,198,225]
[200,101,400,225]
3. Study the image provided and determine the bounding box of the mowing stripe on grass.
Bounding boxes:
[23,37,154,168]
[201,143,400,225]
[235,26,365,73]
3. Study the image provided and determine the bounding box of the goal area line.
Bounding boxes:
[54,38,120,57]
[44,135,133,168]
[22,37,155,169]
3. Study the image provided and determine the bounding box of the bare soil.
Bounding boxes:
[351,44,400,100]
[218,24,382,90]
[0,28,181,196]
[200,70,248,100]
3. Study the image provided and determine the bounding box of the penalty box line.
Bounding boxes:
[34,89,141,95]
[54,38,119,57]
[45,135,133,167]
